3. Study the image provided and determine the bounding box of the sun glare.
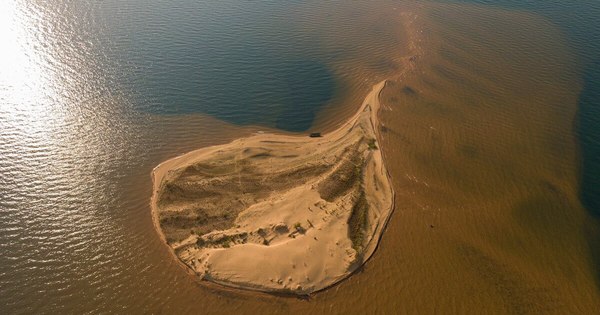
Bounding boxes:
[0,0,57,127]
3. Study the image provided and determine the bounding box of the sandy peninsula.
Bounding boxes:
[151,80,394,295]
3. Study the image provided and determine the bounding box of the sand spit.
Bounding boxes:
[151,81,394,295]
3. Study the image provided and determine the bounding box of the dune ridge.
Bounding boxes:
[151,80,394,294]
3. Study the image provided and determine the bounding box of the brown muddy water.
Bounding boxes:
[1,0,599,314]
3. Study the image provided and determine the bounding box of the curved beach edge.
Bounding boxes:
[150,80,396,296]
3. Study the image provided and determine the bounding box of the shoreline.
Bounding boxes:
[150,80,395,295]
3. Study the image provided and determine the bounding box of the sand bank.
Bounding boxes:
[151,81,394,295]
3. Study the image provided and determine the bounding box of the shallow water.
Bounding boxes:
[379,5,599,313]
[1,0,599,314]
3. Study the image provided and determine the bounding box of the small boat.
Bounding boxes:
[309,132,322,138]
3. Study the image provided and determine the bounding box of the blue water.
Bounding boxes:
[1,0,600,313]
[95,0,600,188]
[90,0,336,131]
[0,1,391,312]
[577,60,600,216]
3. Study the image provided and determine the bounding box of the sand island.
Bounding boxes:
[151,81,394,295]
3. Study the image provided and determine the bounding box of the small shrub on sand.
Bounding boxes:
[348,191,369,251]
[293,222,306,234]
[367,138,378,150]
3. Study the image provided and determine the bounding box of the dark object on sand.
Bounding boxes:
[309,132,322,138]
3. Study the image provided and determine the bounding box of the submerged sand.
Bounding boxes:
[150,81,394,294]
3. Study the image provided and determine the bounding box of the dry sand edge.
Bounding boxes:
[150,80,396,295]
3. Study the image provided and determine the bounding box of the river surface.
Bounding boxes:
[0,0,599,314]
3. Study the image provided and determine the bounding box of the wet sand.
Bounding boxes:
[151,81,394,294]
[5,0,600,313]
[141,2,600,313]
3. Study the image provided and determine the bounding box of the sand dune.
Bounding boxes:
[151,81,394,294]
